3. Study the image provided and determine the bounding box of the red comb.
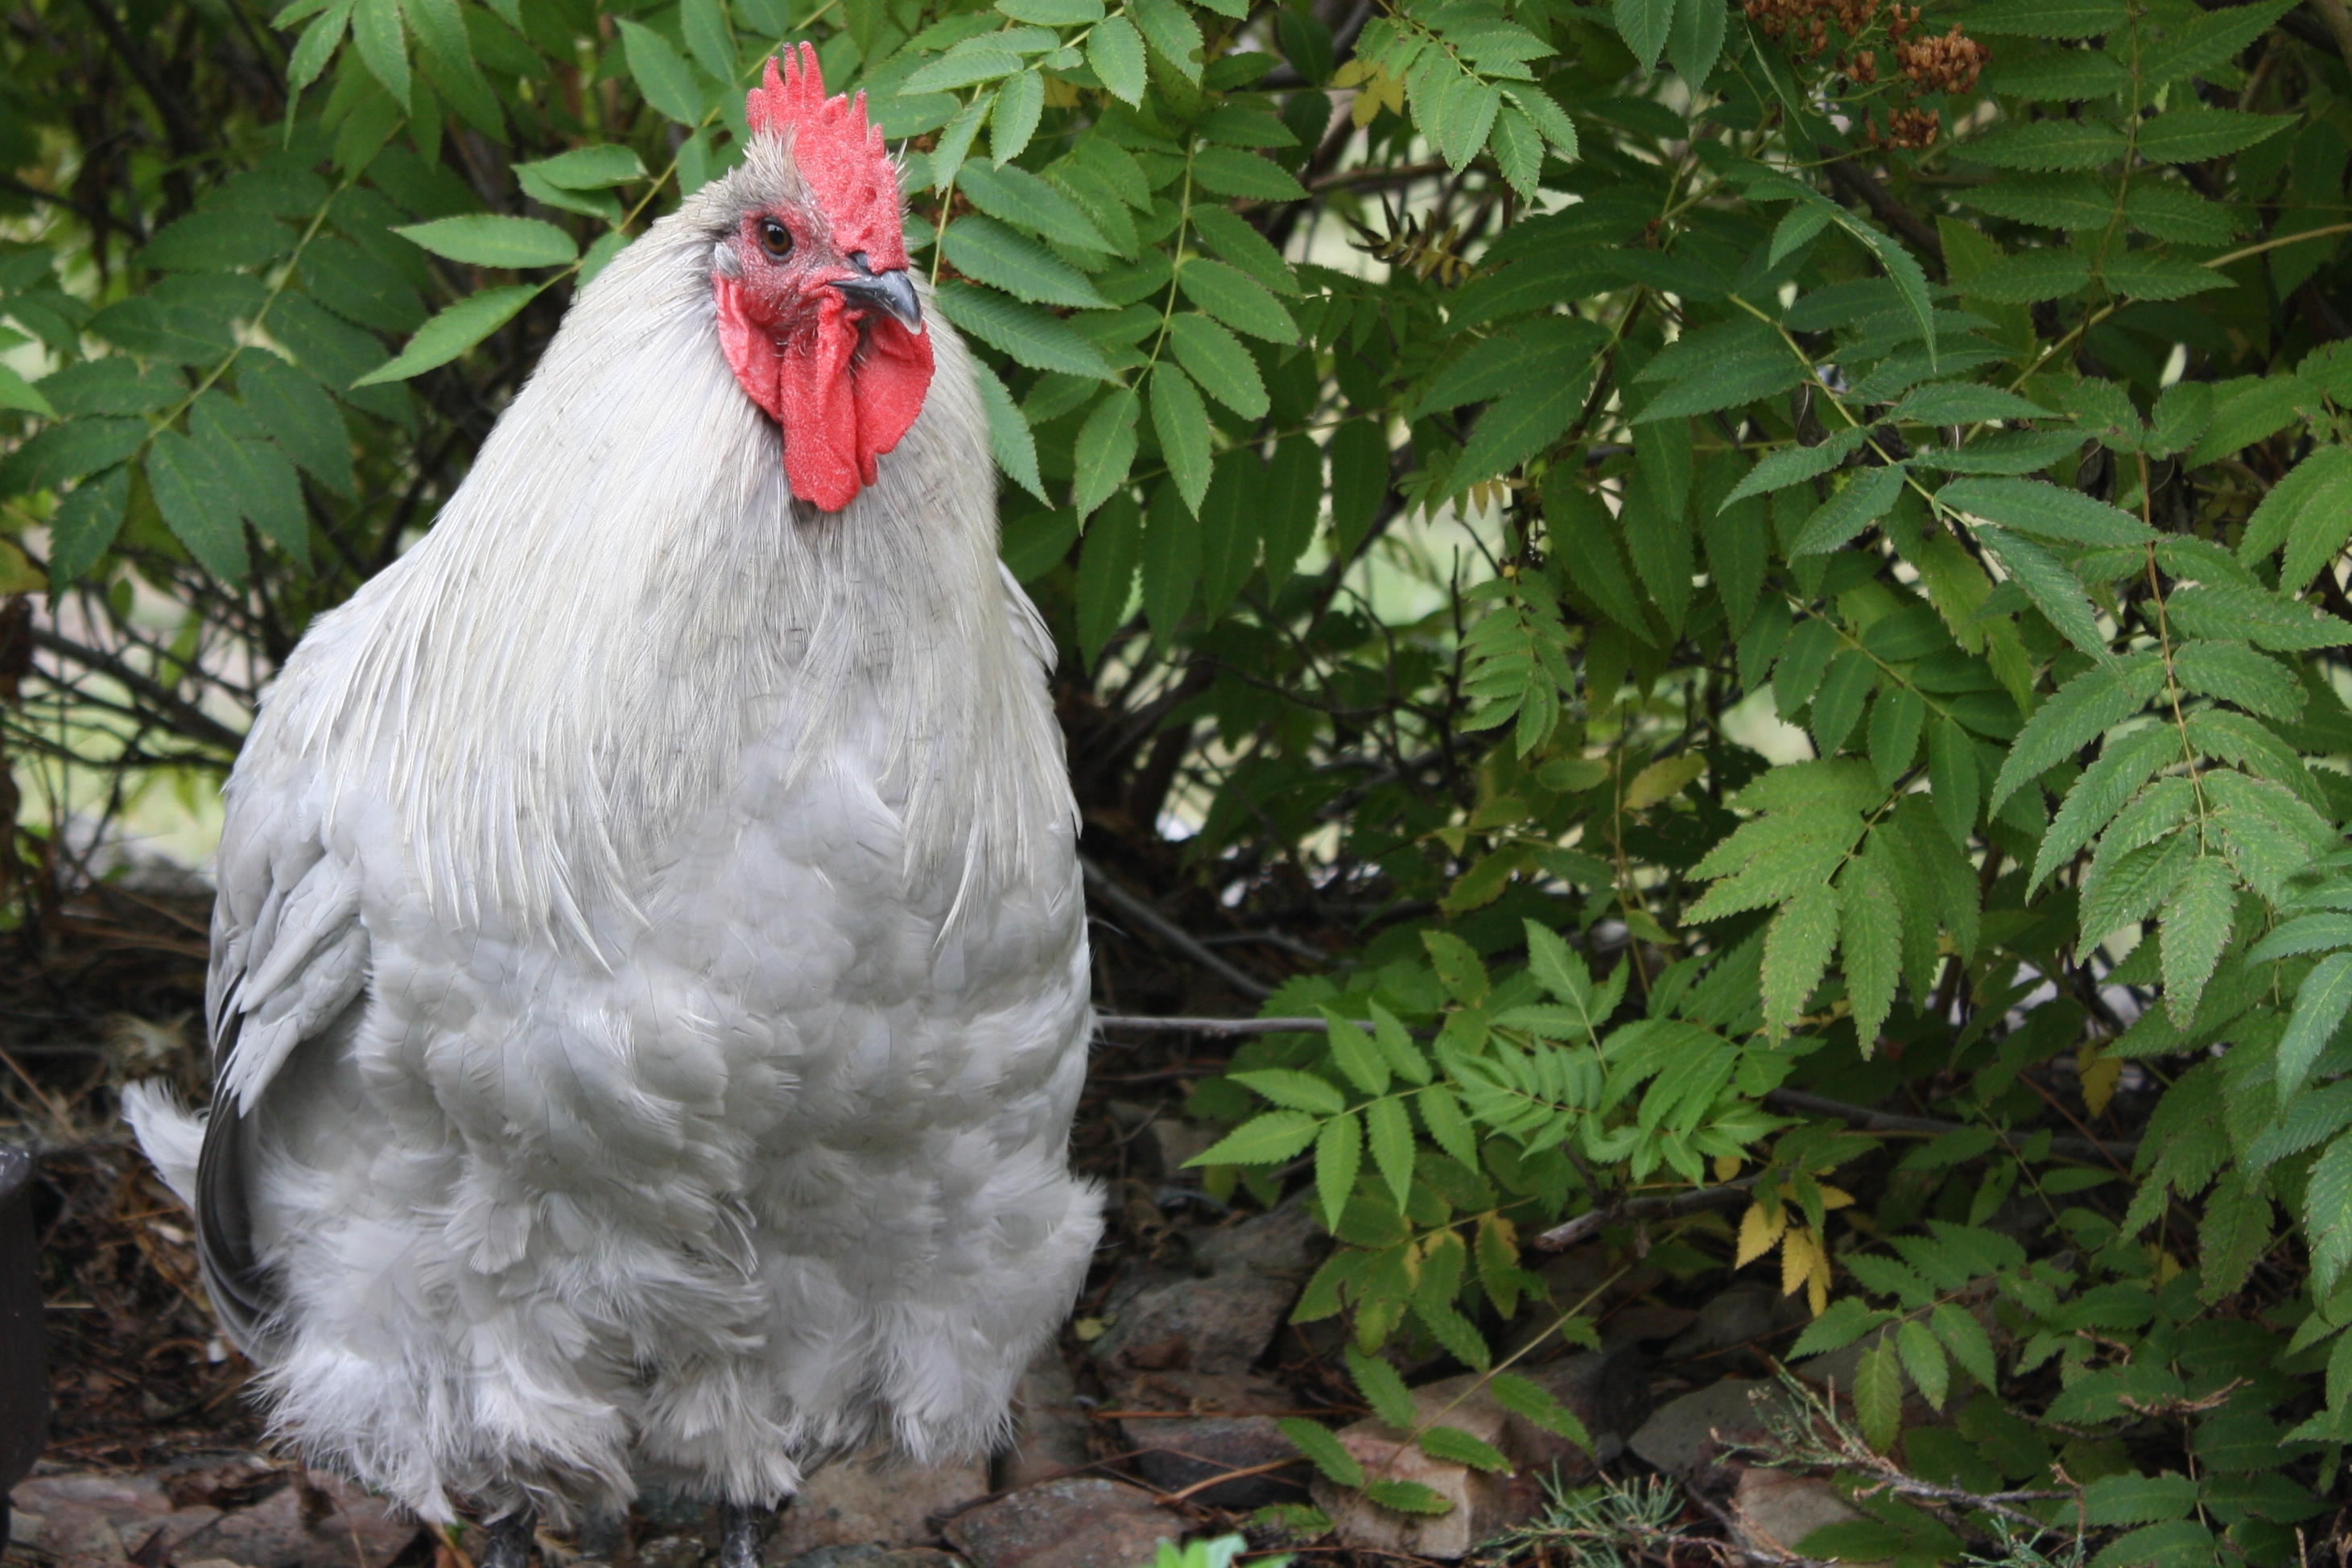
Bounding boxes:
[745,45,908,271]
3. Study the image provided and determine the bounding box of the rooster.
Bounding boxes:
[124,47,1102,1568]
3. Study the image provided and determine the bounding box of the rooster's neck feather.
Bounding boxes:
[257,169,1063,953]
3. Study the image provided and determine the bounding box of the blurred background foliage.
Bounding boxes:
[8,0,2352,1553]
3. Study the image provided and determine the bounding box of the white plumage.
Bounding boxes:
[126,89,1102,1545]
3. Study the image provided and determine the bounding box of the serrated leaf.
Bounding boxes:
[1940,476,2153,545]
[1133,0,1203,79]
[934,283,1112,378]
[1347,1344,1419,1430]
[902,47,1025,93]
[617,17,706,122]
[1490,1372,1594,1448]
[1962,250,2094,303]
[975,361,1049,505]
[1088,14,1146,104]
[1929,716,1983,844]
[1974,523,2112,659]
[2281,952,2352,1103]
[1897,1318,1950,1410]
[351,0,410,107]
[1965,120,2128,169]
[1365,1480,1455,1516]
[1178,258,1298,343]
[2083,1473,2200,1526]
[1278,1417,1364,1487]
[1419,1423,1512,1473]
[394,215,576,268]
[1931,1301,1999,1387]
[1190,1108,1320,1166]
[355,283,538,385]
[1149,361,1211,515]
[960,161,1110,252]
[2170,581,2352,650]
[1615,0,1673,70]
[2199,1170,2272,1302]
[2160,855,2235,1026]
[1457,373,1582,487]
[145,431,248,584]
[1166,312,1267,418]
[47,466,130,587]
[1854,1339,1904,1451]
[1314,1111,1362,1228]
[1071,386,1139,518]
[943,217,1108,308]
[1793,464,1904,554]
[1367,1096,1415,1208]
[991,68,1045,163]
[2136,107,2293,164]
[1840,852,1900,1054]
[2034,724,2176,889]
[1723,428,1873,507]
[1762,882,1839,1039]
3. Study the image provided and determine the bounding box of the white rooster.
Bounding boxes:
[125,47,1103,1568]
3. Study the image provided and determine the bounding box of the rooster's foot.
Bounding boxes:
[716,1500,781,1568]
[479,1512,536,1568]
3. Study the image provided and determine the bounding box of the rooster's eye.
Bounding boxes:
[757,218,794,260]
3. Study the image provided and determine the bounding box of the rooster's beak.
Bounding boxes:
[832,254,922,332]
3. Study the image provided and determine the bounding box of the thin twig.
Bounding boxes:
[1533,1178,1756,1252]
[1080,857,1274,1001]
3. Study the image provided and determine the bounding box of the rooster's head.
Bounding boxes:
[716,44,934,514]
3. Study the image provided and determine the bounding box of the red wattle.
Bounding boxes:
[716,274,936,514]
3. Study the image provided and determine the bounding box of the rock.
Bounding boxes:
[992,1347,1095,1491]
[1122,1415,1306,1509]
[941,1477,1170,1568]
[1104,1104,1216,1180]
[638,1536,707,1568]
[1090,1206,1326,1375]
[9,1471,416,1568]
[1311,1352,1653,1562]
[1728,1467,1883,1564]
[1595,1301,1698,1349]
[196,1473,419,1568]
[770,1457,988,1560]
[782,1549,966,1568]
[180,1558,256,1568]
[1628,1379,1796,1475]
[1661,1283,1809,1368]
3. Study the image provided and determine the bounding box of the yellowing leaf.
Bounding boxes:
[2079,1039,2123,1118]
[1818,1184,1856,1211]
[1781,1225,1818,1298]
[1624,753,1706,811]
[1738,1202,1787,1268]
[1714,1153,1743,1182]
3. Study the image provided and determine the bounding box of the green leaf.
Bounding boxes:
[1278,1417,1365,1488]
[1961,250,2094,303]
[1367,1096,1414,1208]
[1456,373,1582,488]
[617,17,707,122]
[515,145,646,190]
[1074,489,1141,665]
[237,355,352,495]
[1614,0,1673,71]
[1166,312,1268,418]
[1723,428,1872,506]
[1974,524,2111,659]
[2280,952,2352,1102]
[1888,382,2052,424]
[1071,386,1140,518]
[287,0,356,96]
[1503,85,1579,159]
[998,0,1101,19]
[1961,0,2123,34]
[975,361,1049,505]
[352,0,411,107]
[1669,0,1727,84]
[1190,146,1308,201]
[679,0,733,80]
[1149,361,1212,516]
[1939,477,2154,545]
[395,214,576,269]
[2242,448,2352,589]
[1931,1301,1999,1388]
[1489,1373,1595,1448]
[1088,14,1147,105]
[1896,1318,1950,1411]
[2102,254,2230,302]
[1841,852,1901,1054]
[1347,1344,1419,1430]
[1793,464,1905,554]
[47,465,130,587]
[984,68,1042,163]
[2199,1170,2272,1302]
[145,430,249,584]
[1324,1009,1390,1096]
[1314,1110,1362,1226]
[1855,1339,1904,1451]
[198,423,307,562]
[1929,716,1983,844]
[1420,1424,1512,1473]
[1491,106,1544,200]
[2034,724,2176,889]
[1763,882,1840,1038]
[1188,206,1301,297]
[959,161,1110,252]
[0,365,55,419]
[2160,855,2236,1026]
[1191,1107,1318,1166]
[1364,1481,1454,1516]
[1965,120,2128,169]
[2135,107,2293,164]
[934,283,1113,378]
[943,218,1108,309]
[1791,1298,1886,1357]
[355,283,538,385]
[1263,433,1322,592]
[2169,581,2352,650]
[1991,652,2164,811]
[902,47,1025,93]
[1177,258,1298,343]
[1133,0,1203,78]
[2083,1473,2200,1527]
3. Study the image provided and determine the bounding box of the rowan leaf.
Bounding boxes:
[1314,1110,1362,1227]
[1855,1339,1905,1450]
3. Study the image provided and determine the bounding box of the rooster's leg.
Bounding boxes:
[716,1499,782,1568]
[479,1511,535,1568]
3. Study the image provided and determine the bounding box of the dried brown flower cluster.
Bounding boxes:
[1896,23,1990,93]
[1868,105,1944,147]
[1743,0,1984,150]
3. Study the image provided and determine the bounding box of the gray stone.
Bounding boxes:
[991,1347,1094,1492]
[940,1477,1170,1568]
[1728,1467,1884,1565]
[1090,1207,1325,1375]
[782,1549,965,1568]
[10,1470,416,1568]
[1661,1283,1809,1366]
[1122,1415,1306,1509]
[771,1458,988,1561]
[1627,1379,1797,1475]
[638,1536,707,1568]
